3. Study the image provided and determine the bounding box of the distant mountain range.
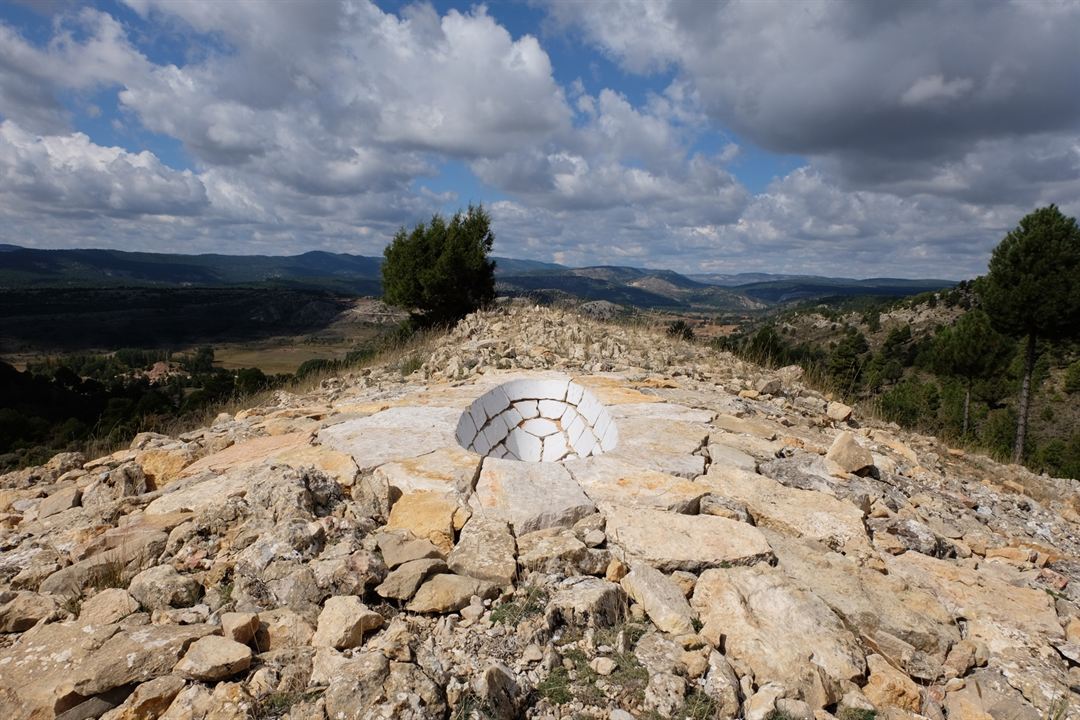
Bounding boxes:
[0,244,955,311]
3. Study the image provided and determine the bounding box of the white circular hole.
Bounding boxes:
[456,378,619,462]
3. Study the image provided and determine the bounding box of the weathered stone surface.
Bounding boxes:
[40,530,167,596]
[128,564,201,610]
[38,485,81,519]
[447,515,517,585]
[516,529,587,573]
[827,401,853,422]
[406,574,497,613]
[470,458,596,535]
[713,414,778,440]
[0,591,57,632]
[472,662,524,720]
[100,674,186,720]
[174,635,253,681]
[178,433,310,478]
[79,588,139,626]
[702,651,742,718]
[769,535,958,662]
[316,407,461,471]
[706,441,758,473]
[564,456,705,512]
[375,530,443,568]
[254,608,315,650]
[72,623,220,696]
[549,576,627,627]
[384,490,467,553]
[825,431,874,474]
[271,443,359,487]
[692,564,865,708]
[220,612,259,644]
[374,445,482,497]
[312,595,384,649]
[620,562,696,635]
[702,465,872,556]
[375,558,448,600]
[863,653,921,711]
[606,416,708,478]
[603,504,774,572]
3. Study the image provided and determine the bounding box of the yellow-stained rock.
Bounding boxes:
[863,654,922,711]
[385,491,465,553]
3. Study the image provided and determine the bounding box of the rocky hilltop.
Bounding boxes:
[1,303,1077,720]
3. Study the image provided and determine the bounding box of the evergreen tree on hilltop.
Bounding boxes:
[930,309,1011,438]
[978,205,1080,463]
[382,205,496,328]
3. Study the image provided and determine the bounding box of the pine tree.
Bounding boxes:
[382,205,496,327]
[978,205,1080,463]
[930,309,1010,438]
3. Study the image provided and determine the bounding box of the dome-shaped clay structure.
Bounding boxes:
[456,377,618,462]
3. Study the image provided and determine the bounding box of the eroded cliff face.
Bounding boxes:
[1,302,1077,720]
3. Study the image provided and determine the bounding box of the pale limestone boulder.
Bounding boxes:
[447,515,517,586]
[603,504,774,572]
[827,401,853,422]
[375,531,443,568]
[406,574,497,613]
[271,444,359,487]
[605,416,708,478]
[384,490,468,554]
[862,653,921,711]
[315,406,460,472]
[373,445,481,497]
[825,431,874,474]
[254,607,315,650]
[79,588,139,626]
[702,651,742,718]
[705,441,758,473]
[39,529,167,595]
[128,565,200,610]
[72,623,220,696]
[564,456,705,512]
[37,485,81,519]
[713,414,778,440]
[100,674,186,720]
[220,612,259,644]
[472,662,524,720]
[375,558,447,601]
[549,576,627,628]
[701,465,872,556]
[620,562,696,635]
[312,595,384,649]
[0,591,57,632]
[692,565,865,708]
[470,458,595,535]
[174,635,252,681]
[516,529,587,574]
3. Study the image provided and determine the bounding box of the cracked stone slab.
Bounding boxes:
[564,456,705,513]
[603,504,773,572]
[469,457,596,535]
[316,407,461,471]
[373,445,482,497]
[605,416,709,478]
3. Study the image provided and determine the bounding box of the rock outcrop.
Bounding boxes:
[0,302,1076,720]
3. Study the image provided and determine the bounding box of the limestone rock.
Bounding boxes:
[406,574,497,613]
[175,635,253,681]
[470,458,596,535]
[564,455,705,512]
[603,504,774,572]
[312,595,384,649]
[375,558,447,601]
[472,662,523,720]
[863,653,922,711]
[825,432,874,474]
[447,515,517,585]
[0,591,57,632]
[101,674,186,720]
[702,651,742,718]
[375,531,443,568]
[315,406,461,471]
[373,444,481,497]
[37,485,81,519]
[384,490,466,553]
[221,612,260,644]
[827,401,853,422]
[549,576,627,627]
[516,529,587,574]
[606,416,709,478]
[692,564,865,708]
[620,562,696,635]
[79,588,139,626]
[128,564,200,610]
[254,608,315,650]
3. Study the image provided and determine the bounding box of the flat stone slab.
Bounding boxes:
[373,445,482,497]
[609,403,715,423]
[179,432,312,477]
[564,456,705,512]
[605,416,708,478]
[470,457,596,535]
[603,504,773,572]
[316,407,461,471]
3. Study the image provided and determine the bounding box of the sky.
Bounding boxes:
[1,0,1078,279]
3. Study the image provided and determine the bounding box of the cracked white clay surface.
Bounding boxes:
[456,377,617,462]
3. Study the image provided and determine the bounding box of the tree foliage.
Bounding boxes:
[978,205,1080,462]
[381,205,496,327]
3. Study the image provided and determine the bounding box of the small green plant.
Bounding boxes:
[490,585,548,625]
[838,709,877,720]
[667,320,695,341]
[536,667,573,705]
[398,353,424,377]
[682,690,722,720]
